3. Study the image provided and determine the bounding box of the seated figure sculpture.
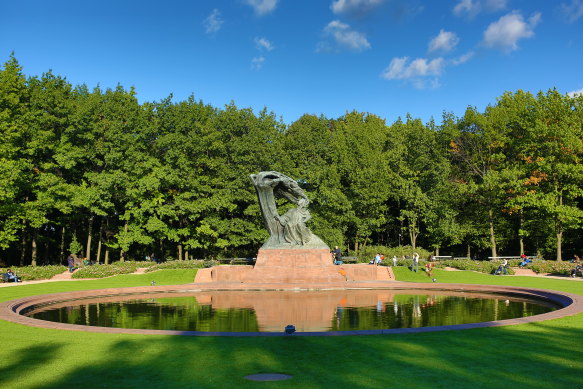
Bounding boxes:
[250,171,328,250]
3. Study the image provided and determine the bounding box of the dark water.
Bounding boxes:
[23,290,557,332]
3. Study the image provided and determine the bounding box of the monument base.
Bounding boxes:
[242,248,345,283]
[193,248,395,284]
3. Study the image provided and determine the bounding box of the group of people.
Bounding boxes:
[369,253,385,266]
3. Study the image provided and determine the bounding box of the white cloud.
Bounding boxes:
[244,0,278,16]
[319,20,371,52]
[428,30,459,53]
[255,37,274,51]
[251,56,265,70]
[331,0,386,16]
[560,1,583,23]
[453,0,506,19]
[203,9,223,34]
[451,51,474,65]
[484,0,507,12]
[453,0,481,19]
[483,11,541,52]
[568,87,583,97]
[381,56,444,80]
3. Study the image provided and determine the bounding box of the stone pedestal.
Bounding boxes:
[242,248,345,283]
[193,250,395,284]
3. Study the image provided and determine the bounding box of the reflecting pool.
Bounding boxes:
[23,289,557,332]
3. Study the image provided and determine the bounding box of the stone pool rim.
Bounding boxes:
[1,281,582,337]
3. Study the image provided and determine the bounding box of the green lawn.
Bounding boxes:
[1,268,582,388]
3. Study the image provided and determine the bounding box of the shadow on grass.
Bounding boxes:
[0,344,64,383]
[23,320,583,389]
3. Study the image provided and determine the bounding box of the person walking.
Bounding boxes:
[412,252,419,272]
[333,246,342,264]
[67,254,75,273]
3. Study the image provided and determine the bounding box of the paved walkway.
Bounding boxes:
[0,267,149,287]
[1,266,582,288]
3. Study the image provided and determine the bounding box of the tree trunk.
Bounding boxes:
[519,211,525,256]
[556,192,563,261]
[489,208,497,258]
[105,246,110,265]
[20,226,27,267]
[178,244,183,261]
[435,246,440,256]
[96,239,102,265]
[60,225,66,262]
[410,230,417,249]
[185,250,189,261]
[467,244,471,259]
[120,222,128,262]
[408,218,417,249]
[31,230,37,266]
[556,228,563,261]
[86,216,94,262]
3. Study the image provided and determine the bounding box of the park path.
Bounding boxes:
[1,266,581,287]
[0,267,150,287]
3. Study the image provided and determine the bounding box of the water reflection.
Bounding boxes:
[24,289,556,333]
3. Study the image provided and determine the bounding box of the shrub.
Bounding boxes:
[4,265,66,281]
[436,259,515,275]
[529,260,573,275]
[144,260,210,272]
[349,245,432,263]
[72,261,150,279]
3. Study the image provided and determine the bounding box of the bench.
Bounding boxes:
[217,258,256,265]
[332,256,358,265]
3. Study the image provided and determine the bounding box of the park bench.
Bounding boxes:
[217,258,256,265]
[332,256,358,265]
[488,256,524,260]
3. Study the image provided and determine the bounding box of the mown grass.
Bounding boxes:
[1,268,582,388]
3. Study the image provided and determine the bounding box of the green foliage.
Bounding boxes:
[350,245,432,263]
[437,259,516,275]
[1,54,583,266]
[144,260,211,272]
[2,265,65,280]
[72,261,147,279]
[529,260,574,275]
[68,235,83,255]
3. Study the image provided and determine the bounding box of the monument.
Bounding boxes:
[242,171,344,283]
[195,171,393,284]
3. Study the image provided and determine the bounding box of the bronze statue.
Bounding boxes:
[250,171,328,249]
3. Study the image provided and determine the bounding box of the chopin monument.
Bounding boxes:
[250,171,328,250]
[243,171,344,283]
[195,171,393,284]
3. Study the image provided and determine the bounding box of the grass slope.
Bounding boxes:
[0,268,582,388]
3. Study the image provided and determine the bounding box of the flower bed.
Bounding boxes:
[72,261,151,279]
[3,265,65,281]
[529,260,573,276]
[436,259,516,275]
[144,260,213,272]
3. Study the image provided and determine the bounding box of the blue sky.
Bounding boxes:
[1,0,582,124]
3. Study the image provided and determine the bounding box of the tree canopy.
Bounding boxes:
[1,55,582,265]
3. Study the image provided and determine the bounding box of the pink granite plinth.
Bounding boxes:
[242,248,345,283]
